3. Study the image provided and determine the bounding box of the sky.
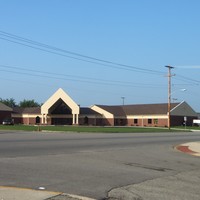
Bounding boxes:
[0,0,200,111]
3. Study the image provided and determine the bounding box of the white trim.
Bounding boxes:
[12,114,42,118]
[90,105,114,119]
[127,115,168,119]
[41,88,79,114]
[171,101,184,112]
[41,88,79,124]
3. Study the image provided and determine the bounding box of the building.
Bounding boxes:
[0,102,13,124]
[91,102,197,127]
[12,107,41,125]
[11,88,198,127]
[12,88,101,126]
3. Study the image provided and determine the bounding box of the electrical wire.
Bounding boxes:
[176,74,200,84]
[0,64,166,88]
[0,30,165,75]
[0,31,199,87]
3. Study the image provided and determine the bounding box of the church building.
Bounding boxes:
[11,88,198,127]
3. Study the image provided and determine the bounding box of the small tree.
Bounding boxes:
[0,98,17,108]
[19,99,40,107]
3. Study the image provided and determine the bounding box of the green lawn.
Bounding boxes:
[0,124,188,133]
[173,126,200,131]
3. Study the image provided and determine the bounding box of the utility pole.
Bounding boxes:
[165,66,175,130]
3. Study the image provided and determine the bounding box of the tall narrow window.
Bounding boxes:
[36,116,40,124]
[148,119,152,124]
[84,116,89,125]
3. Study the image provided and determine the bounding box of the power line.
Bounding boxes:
[175,74,200,85]
[1,31,199,87]
[0,36,157,74]
[0,30,164,75]
[0,64,166,88]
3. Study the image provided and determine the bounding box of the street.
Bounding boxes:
[0,131,200,199]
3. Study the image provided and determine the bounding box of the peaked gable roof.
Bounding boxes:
[171,101,197,117]
[41,88,79,114]
[0,102,13,112]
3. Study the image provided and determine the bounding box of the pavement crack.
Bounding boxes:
[105,186,143,200]
[124,162,173,172]
[45,193,81,200]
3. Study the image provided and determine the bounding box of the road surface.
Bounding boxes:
[0,130,200,199]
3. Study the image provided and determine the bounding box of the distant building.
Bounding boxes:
[10,88,198,127]
[0,102,13,124]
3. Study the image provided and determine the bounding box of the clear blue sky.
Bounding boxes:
[0,0,200,111]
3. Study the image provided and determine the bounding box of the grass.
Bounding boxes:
[0,124,188,133]
[173,126,200,130]
[0,125,39,131]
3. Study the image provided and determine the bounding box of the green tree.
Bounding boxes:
[19,99,40,107]
[0,98,17,108]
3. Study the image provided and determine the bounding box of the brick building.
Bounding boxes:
[91,102,197,127]
[0,102,13,124]
[10,88,198,127]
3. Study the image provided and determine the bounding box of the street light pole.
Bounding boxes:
[121,97,125,105]
[165,66,174,130]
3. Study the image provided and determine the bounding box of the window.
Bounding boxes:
[36,116,40,124]
[154,119,158,124]
[134,119,138,124]
[84,116,89,125]
[148,119,152,124]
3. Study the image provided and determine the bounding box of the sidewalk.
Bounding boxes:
[0,186,95,200]
[107,168,200,200]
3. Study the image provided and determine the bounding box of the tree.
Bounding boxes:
[0,98,17,108]
[19,99,40,107]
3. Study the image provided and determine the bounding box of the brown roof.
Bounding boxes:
[13,107,41,114]
[13,107,101,116]
[95,105,127,116]
[80,107,101,115]
[96,103,180,116]
[0,102,13,112]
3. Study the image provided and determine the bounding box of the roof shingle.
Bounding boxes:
[95,103,180,116]
[13,107,41,114]
[0,102,13,112]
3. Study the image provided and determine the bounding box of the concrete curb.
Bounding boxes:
[0,186,96,200]
[0,186,61,200]
[175,142,200,156]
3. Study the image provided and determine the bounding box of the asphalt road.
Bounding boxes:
[0,130,200,199]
